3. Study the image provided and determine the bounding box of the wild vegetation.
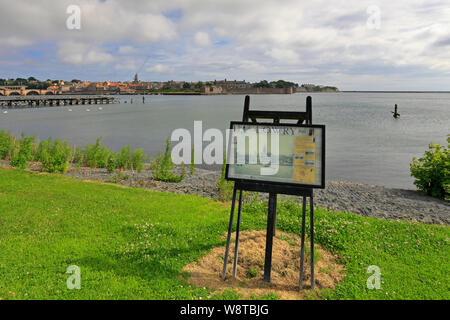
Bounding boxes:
[410,136,449,200]
[152,138,185,183]
[0,130,181,182]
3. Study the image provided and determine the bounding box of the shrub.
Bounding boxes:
[153,138,185,182]
[106,152,117,173]
[131,149,146,173]
[10,133,36,169]
[116,145,132,171]
[35,137,50,162]
[83,137,112,168]
[39,138,72,173]
[410,137,450,200]
[107,147,147,173]
[0,129,17,160]
[148,156,157,170]
[71,146,84,167]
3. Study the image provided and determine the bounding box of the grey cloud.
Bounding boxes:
[434,37,450,47]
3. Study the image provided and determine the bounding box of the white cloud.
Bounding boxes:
[0,36,33,47]
[0,0,178,46]
[193,32,211,46]
[265,48,299,63]
[57,41,115,65]
[118,46,138,55]
[114,60,138,71]
[146,64,173,73]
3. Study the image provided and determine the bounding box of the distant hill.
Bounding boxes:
[297,84,339,92]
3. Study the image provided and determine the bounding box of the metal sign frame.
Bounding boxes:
[221,95,323,290]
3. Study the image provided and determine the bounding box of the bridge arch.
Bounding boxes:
[45,91,54,95]
[26,91,40,96]
[8,92,20,96]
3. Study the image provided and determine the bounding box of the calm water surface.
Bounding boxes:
[1,92,449,189]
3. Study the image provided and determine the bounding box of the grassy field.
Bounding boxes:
[0,168,448,300]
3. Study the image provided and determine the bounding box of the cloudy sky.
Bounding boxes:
[1,0,449,90]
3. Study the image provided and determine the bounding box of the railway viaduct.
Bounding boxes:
[0,86,58,96]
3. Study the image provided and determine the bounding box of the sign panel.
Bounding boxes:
[226,122,325,188]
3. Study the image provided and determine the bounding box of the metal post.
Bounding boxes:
[233,190,243,277]
[222,187,238,280]
[299,196,307,289]
[273,198,278,237]
[242,95,250,122]
[306,96,312,124]
[310,195,315,290]
[263,193,277,282]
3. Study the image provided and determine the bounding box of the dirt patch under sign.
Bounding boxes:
[182,230,345,300]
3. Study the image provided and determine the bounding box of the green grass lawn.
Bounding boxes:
[0,168,448,300]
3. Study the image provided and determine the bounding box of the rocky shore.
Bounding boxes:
[58,165,449,226]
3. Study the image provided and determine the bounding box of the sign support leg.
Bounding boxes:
[222,186,238,280]
[310,195,315,290]
[233,190,243,277]
[263,193,277,283]
[299,196,307,289]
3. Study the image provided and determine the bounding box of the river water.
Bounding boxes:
[0,92,448,189]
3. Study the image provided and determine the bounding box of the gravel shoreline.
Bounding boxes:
[57,165,448,226]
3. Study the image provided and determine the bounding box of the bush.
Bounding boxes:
[10,133,35,169]
[153,138,185,182]
[410,137,449,200]
[0,130,152,176]
[106,147,146,173]
[38,138,72,173]
[148,156,156,170]
[71,146,84,167]
[0,129,17,160]
[131,149,146,173]
[106,152,117,173]
[116,145,132,171]
[35,137,50,162]
[83,137,112,169]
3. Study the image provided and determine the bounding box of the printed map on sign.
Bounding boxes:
[293,136,316,184]
[227,123,324,187]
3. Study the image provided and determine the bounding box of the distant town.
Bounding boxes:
[0,75,339,96]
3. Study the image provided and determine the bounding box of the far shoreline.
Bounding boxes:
[342,90,450,93]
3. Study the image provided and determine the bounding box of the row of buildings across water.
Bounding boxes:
[0,76,336,96]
